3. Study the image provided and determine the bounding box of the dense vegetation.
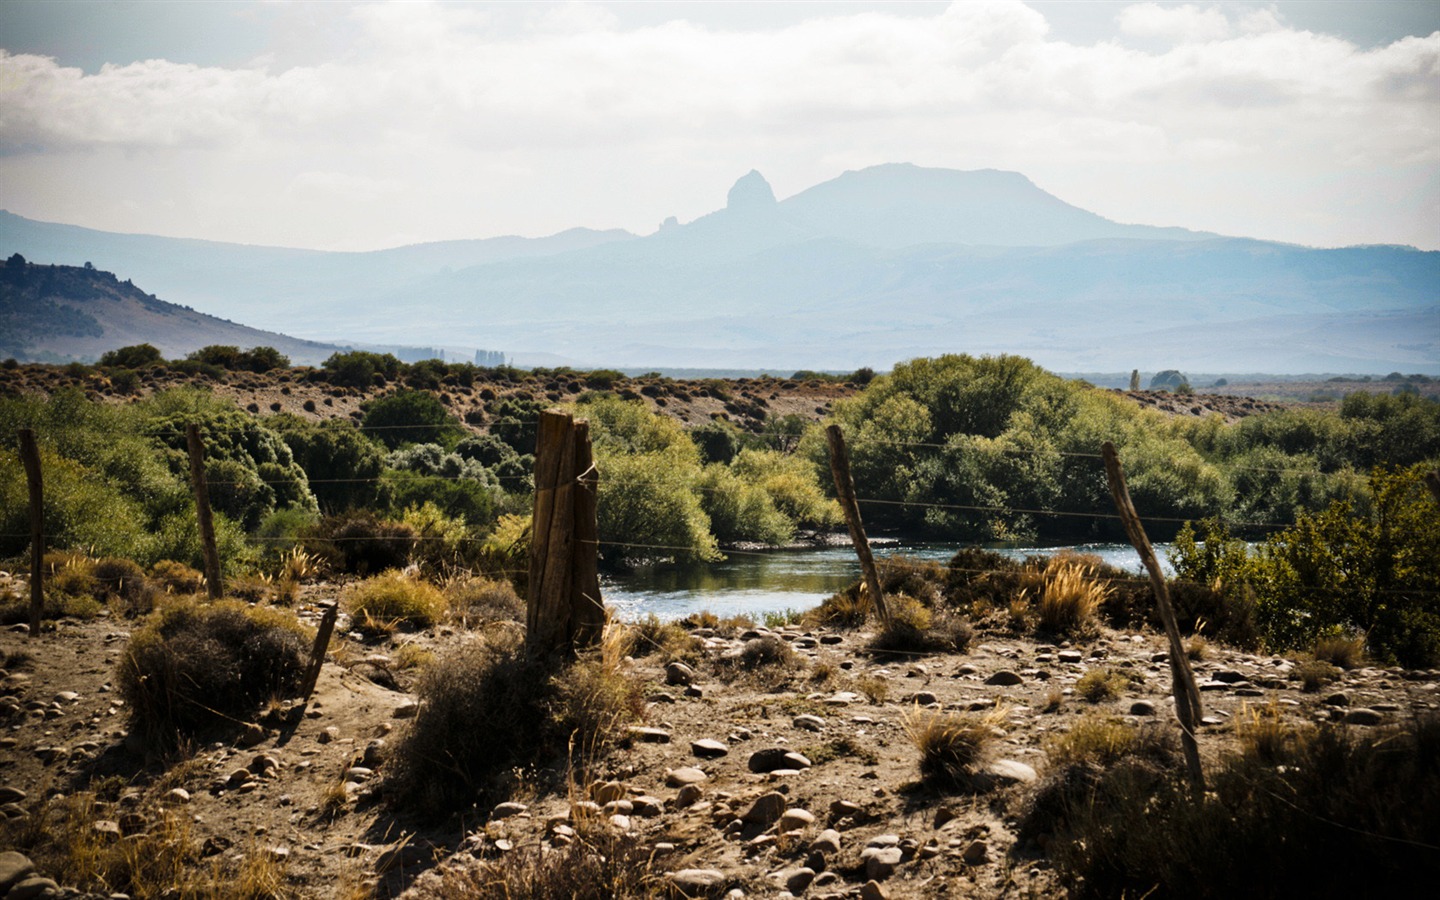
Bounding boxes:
[2,347,1437,662]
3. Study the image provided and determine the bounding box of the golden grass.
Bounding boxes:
[904,706,1006,787]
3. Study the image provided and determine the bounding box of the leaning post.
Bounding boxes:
[186,424,224,600]
[18,429,43,638]
[1102,441,1205,794]
[826,424,891,628]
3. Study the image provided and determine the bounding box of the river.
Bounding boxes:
[603,541,1176,622]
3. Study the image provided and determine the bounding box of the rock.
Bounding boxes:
[610,813,631,831]
[792,714,825,732]
[1057,650,1083,663]
[0,786,26,804]
[907,691,939,706]
[0,851,36,892]
[740,791,787,826]
[810,829,842,855]
[1213,670,1248,684]
[666,662,697,686]
[628,726,672,743]
[1129,700,1157,716]
[1343,708,1384,726]
[591,781,627,805]
[829,799,863,819]
[675,784,704,808]
[748,748,812,773]
[861,846,903,880]
[859,879,889,900]
[779,808,815,830]
[666,767,708,787]
[691,738,729,759]
[824,691,861,706]
[985,759,1037,785]
[317,726,340,744]
[961,839,990,864]
[491,801,529,819]
[392,700,419,719]
[775,866,815,894]
[985,671,1023,686]
[632,795,664,817]
[1323,692,1351,707]
[669,868,727,896]
[238,722,268,747]
[6,875,59,900]
[165,788,191,805]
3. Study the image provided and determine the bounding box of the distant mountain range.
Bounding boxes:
[2,163,1435,373]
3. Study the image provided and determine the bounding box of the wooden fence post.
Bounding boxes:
[17,429,43,638]
[826,424,891,628]
[298,601,339,704]
[185,424,223,600]
[1102,441,1205,794]
[526,409,603,658]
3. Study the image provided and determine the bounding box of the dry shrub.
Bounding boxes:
[1074,668,1129,703]
[1045,716,1166,768]
[1029,715,1440,898]
[1184,634,1209,660]
[623,614,702,663]
[944,548,1031,615]
[1037,554,1110,637]
[307,512,417,575]
[149,560,205,595]
[405,831,660,900]
[804,588,868,628]
[386,627,643,818]
[868,595,974,657]
[1295,658,1342,692]
[445,574,524,627]
[904,706,1005,789]
[344,570,447,634]
[855,674,890,704]
[117,598,310,750]
[713,634,799,690]
[91,557,155,611]
[1314,633,1367,670]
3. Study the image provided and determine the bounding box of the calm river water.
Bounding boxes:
[603,542,1176,622]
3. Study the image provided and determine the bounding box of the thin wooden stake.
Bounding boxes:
[826,424,891,628]
[18,429,43,639]
[299,601,339,704]
[1102,441,1205,794]
[186,423,223,600]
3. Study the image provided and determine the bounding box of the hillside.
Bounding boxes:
[0,256,345,364]
[3,164,1436,373]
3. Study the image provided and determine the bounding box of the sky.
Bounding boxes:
[0,0,1436,252]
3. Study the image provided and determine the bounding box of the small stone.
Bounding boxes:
[740,791,787,825]
[908,691,939,706]
[666,767,708,787]
[779,808,815,830]
[859,878,889,900]
[1213,670,1248,684]
[861,846,903,880]
[1058,650,1083,663]
[675,784,704,808]
[985,671,1023,686]
[317,726,340,744]
[792,714,825,732]
[392,700,419,719]
[1343,708,1384,726]
[592,781,627,805]
[810,829,842,855]
[491,801,528,819]
[691,738,729,759]
[748,748,812,773]
[6,875,59,900]
[632,795,664,817]
[0,851,35,892]
[669,869,727,896]
[830,799,863,819]
[962,839,990,865]
[610,813,631,831]
[666,662,697,686]
[628,726,672,743]
[776,866,815,894]
[1323,692,1351,707]
[1129,700,1157,716]
[92,820,122,839]
[985,759,1037,785]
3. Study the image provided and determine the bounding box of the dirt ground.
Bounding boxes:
[2,574,1436,899]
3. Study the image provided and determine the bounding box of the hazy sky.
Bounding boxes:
[1,1,1436,251]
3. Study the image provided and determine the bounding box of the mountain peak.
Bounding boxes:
[727,170,777,211]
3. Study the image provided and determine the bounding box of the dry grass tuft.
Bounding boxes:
[444,574,524,627]
[405,830,661,899]
[1313,634,1366,670]
[1046,716,1143,767]
[1037,554,1110,637]
[1074,668,1130,703]
[343,569,447,634]
[623,614,702,663]
[904,706,1005,788]
[1295,658,1342,692]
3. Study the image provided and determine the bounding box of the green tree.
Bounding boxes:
[361,389,463,450]
[99,343,163,369]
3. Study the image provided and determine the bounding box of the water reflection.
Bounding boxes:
[604,542,1174,622]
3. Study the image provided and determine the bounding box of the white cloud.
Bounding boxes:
[1117,3,1232,43]
[0,0,1435,250]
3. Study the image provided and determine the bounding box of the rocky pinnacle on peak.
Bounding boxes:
[726,170,777,211]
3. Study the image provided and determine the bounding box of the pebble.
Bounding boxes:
[792,714,825,732]
[666,767,708,787]
[779,808,815,830]
[810,829,842,855]
[666,662,697,686]
[1129,700,1157,716]
[748,748,812,773]
[669,869,727,894]
[628,726,672,743]
[739,791,787,826]
[491,801,528,819]
[691,738,729,759]
[985,671,1023,686]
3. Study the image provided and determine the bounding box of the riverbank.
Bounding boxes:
[4,579,1430,899]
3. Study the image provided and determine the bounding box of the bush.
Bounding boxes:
[1074,668,1129,702]
[98,343,163,369]
[343,570,447,634]
[322,350,402,389]
[117,599,309,750]
[444,575,524,627]
[1036,554,1110,637]
[1030,716,1440,899]
[623,614,702,663]
[306,512,416,574]
[362,389,463,450]
[405,830,658,900]
[868,594,973,656]
[904,706,1004,790]
[385,629,642,817]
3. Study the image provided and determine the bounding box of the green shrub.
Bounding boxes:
[306,512,416,574]
[117,599,309,750]
[343,570,447,634]
[1074,668,1129,702]
[98,343,163,369]
[362,389,463,450]
[868,594,974,656]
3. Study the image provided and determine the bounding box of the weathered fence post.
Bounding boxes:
[299,601,339,704]
[18,429,43,638]
[526,409,603,658]
[1102,441,1205,794]
[826,424,891,628]
[185,424,223,600]
[1425,470,1440,506]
